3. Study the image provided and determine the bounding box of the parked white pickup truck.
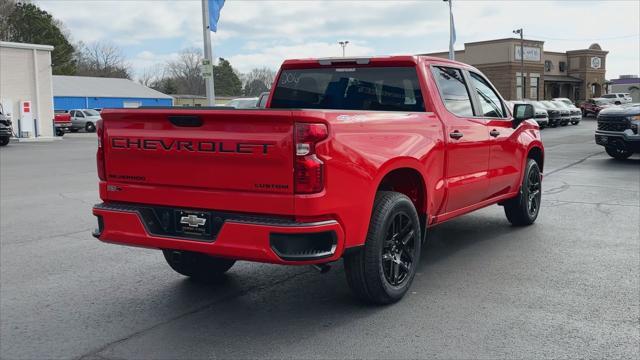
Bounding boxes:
[601,93,632,105]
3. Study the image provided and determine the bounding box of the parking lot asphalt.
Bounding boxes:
[1,118,638,359]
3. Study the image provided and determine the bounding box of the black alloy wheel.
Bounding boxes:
[344,191,422,304]
[525,166,542,218]
[381,212,416,287]
[504,159,542,226]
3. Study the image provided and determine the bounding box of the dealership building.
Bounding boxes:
[424,38,608,102]
[0,41,55,139]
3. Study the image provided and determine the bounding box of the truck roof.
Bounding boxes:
[281,55,473,69]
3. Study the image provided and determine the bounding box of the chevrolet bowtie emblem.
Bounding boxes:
[180,215,207,228]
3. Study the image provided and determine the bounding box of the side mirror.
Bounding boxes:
[512,103,534,128]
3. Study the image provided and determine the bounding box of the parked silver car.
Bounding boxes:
[69,109,101,132]
[551,100,581,125]
[508,100,549,128]
[226,98,259,109]
[540,100,571,126]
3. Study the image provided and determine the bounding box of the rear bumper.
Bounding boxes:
[92,202,345,265]
[55,123,72,132]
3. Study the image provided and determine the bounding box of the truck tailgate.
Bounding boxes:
[101,109,295,213]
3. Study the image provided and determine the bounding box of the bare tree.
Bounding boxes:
[138,64,166,88]
[165,48,204,95]
[75,41,132,79]
[242,67,276,96]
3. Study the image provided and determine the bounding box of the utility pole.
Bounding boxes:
[201,0,215,106]
[513,28,524,99]
[444,0,455,60]
[338,41,349,57]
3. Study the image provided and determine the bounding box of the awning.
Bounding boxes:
[544,75,582,83]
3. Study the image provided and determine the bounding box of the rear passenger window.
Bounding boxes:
[431,66,474,117]
[469,72,506,118]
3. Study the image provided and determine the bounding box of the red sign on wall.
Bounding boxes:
[23,102,30,113]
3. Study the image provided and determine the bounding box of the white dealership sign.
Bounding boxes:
[514,45,541,61]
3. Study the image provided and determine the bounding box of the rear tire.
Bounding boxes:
[605,147,632,160]
[85,122,96,133]
[0,137,9,146]
[344,191,421,305]
[162,250,235,282]
[504,159,541,226]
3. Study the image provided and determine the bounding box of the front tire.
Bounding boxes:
[605,147,632,160]
[504,159,542,226]
[85,122,96,133]
[571,121,579,125]
[0,137,9,146]
[344,191,421,305]
[162,250,235,282]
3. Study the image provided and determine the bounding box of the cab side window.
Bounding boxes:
[431,66,475,117]
[469,72,506,118]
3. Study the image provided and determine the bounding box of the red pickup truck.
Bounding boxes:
[54,112,72,136]
[92,56,543,304]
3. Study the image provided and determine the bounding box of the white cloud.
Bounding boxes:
[129,50,180,74]
[35,0,639,79]
[227,41,376,73]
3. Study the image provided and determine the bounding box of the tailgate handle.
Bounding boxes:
[169,116,203,127]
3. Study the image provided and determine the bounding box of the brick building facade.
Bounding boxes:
[423,38,608,102]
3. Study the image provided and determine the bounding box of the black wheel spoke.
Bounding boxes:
[381,212,416,287]
[402,248,413,262]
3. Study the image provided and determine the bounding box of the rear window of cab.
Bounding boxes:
[270,67,425,112]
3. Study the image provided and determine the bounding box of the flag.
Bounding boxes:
[208,0,225,32]
[448,0,456,60]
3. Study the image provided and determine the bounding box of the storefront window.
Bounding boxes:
[530,76,539,100]
[516,73,525,100]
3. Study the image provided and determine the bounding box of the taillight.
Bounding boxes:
[96,119,106,181]
[294,122,328,194]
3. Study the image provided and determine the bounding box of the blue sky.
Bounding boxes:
[36,0,639,79]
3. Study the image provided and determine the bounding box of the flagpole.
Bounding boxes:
[201,0,215,106]
[447,0,455,61]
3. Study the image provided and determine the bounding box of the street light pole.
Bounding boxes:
[201,0,215,106]
[338,41,349,57]
[513,28,524,99]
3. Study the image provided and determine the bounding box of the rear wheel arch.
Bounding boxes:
[527,146,544,173]
[375,167,428,238]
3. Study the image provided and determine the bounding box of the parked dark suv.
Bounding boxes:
[595,103,640,159]
[0,103,12,146]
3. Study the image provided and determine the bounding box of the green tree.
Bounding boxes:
[214,58,242,96]
[0,0,76,75]
[243,79,269,97]
[159,78,178,94]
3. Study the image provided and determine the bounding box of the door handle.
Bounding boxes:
[449,130,463,140]
[490,129,500,137]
